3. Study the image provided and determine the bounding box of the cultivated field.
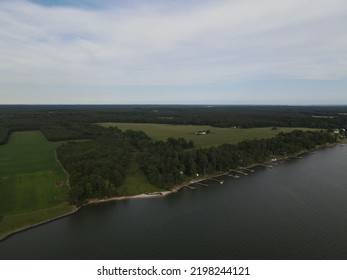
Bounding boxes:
[99,123,319,148]
[0,131,72,237]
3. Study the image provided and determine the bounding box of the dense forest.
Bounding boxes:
[56,127,335,204]
[57,127,132,204]
[56,126,196,204]
[140,130,336,189]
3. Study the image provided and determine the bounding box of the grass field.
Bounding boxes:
[0,131,72,237]
[117,155,164,196]
[99,123,319,148]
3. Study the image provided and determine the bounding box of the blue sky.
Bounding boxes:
[1,0,346,104]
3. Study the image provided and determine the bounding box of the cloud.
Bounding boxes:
[0,0,346,104]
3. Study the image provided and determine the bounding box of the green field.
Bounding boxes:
[0,131,72,238]
[118,156,164,196]
[99,123,319,148]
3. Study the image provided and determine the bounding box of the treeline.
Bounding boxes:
[56,127,196,204]
[1,105,347,134]
[58,128,336,205]
[40,123,112,141]
[0,113,9,144]
[140,130,336,188]
[0,127,9,145]
[1,105,346,146]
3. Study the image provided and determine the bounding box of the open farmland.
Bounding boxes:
[99,123,320,148]
[0,131,72,238]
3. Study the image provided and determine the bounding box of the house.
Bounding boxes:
[196,131,207,135]
[334,129,340,134]
[195,130,210,135]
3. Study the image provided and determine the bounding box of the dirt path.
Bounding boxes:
[54,150,70,187]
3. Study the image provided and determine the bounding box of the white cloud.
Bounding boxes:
[0,0,346,90]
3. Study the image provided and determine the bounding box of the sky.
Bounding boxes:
[0,0,346,105]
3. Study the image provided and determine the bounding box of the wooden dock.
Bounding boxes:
[190,181,209,187]
[206,178,224,184]
[259,164,273,168]
[233,169,248,175]
[240,167,254,173]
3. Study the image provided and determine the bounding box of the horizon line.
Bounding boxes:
[0,103,347,107]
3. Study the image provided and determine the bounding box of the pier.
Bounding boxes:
[228,174,240,179]
[232,169,248,175]
[190,181,209,187]
[240,167,254,173]
[206,178,224,184]
[259,164,273,168]
[186,185,196,190]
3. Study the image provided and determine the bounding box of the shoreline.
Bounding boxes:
[0,206,80,242]
[0,142,339,242]
[85,191,172,205]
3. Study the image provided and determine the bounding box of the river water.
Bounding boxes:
[1,145,347,260]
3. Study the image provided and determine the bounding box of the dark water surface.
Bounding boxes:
[1,145,347,259]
